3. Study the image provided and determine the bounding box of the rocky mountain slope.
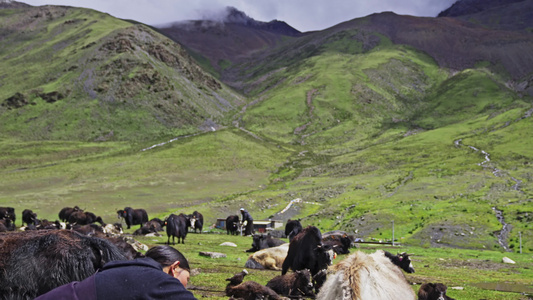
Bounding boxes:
[438,0,533,32]
[157,7,302,75]
[0,4,244,141]
[159,5,533,92]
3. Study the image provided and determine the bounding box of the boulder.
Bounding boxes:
[220,242,238,247]
[502,257,516,264]
[199,251,227,258]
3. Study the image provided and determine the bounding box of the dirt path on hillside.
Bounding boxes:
[293,88,319,145]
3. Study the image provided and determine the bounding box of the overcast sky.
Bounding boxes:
[21,0,458,32]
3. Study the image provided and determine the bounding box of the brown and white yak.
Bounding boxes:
[317,250,416,300]
[244,243,289,270]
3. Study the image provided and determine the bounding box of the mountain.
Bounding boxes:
[160,6,533,96]
[157,7,303,76]
[438,0,533,32]
[154,3,533,251]
[1,2,532,254]
[339,12,533,81]
[0,4,244,141]
[0,0,29,9]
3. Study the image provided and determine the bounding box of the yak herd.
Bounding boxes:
[0,206,454,300]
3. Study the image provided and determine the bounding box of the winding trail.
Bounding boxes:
[141,132,203,151]
[293,88,319,145]
[454,139,523,191]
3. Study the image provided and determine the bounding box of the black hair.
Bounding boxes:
[145,245,190,271]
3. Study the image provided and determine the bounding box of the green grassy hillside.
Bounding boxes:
[0,4,532,299]
[219,29,533,253]
[0,5,244,142]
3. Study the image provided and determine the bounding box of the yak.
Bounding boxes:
[0,206,16,226]
[245,243,289,270]
[316,250,416,300]
[281,226,335,293]
[284,219,302,241]
[322,230,354,255]
[117,207,148,229]
[245,233,286,252]
[384,251,415,273]
[226,215,240,235]
[418,282,455,300]
[225,269,280,300]
[189,211,203,233]
[68,211,104,226]
[0,229,126,299]
[21,209,38,226]
[58,206,82,222]
[166,213,188,245]
[266,269,315,298]
[133,218,165,236]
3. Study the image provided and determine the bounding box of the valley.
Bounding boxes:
[0,1,532,299]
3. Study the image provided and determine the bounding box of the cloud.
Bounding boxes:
[22,0,458,32]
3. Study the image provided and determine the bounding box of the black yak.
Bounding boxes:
[0,229,126,299]
[225,269,280,300]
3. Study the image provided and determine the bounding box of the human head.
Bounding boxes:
[145,245,191,287]
[240,208,244,212]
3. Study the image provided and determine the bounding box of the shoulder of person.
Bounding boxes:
[102,257,162,272]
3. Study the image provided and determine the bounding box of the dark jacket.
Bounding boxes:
[241,210,253,222]
[35,257,197,300]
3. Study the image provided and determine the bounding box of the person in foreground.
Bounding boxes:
[35,245,197,300]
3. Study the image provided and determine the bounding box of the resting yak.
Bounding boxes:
[245,243,289,270]
[0,229,126,299]
[245,233,286,252]
[225,269,280,300]
[21,209,38,226]
[322,230,354,255]
[0,206,16,227]
[266,269,315,298]
[58,206,82,222]
[316,250,416,300]
[418,282,455,300]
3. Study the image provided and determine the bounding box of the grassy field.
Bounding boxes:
[130,231,533,300]
[0,129,290,223]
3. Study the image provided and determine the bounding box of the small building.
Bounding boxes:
[254,219,284,233]
[216,218,227,229]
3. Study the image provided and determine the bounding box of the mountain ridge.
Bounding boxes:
[158,5,533,92]
[438,0,533,32]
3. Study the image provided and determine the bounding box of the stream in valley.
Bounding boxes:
[454,139,514,251]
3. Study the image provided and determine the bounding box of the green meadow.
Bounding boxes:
[130,232,533,300]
